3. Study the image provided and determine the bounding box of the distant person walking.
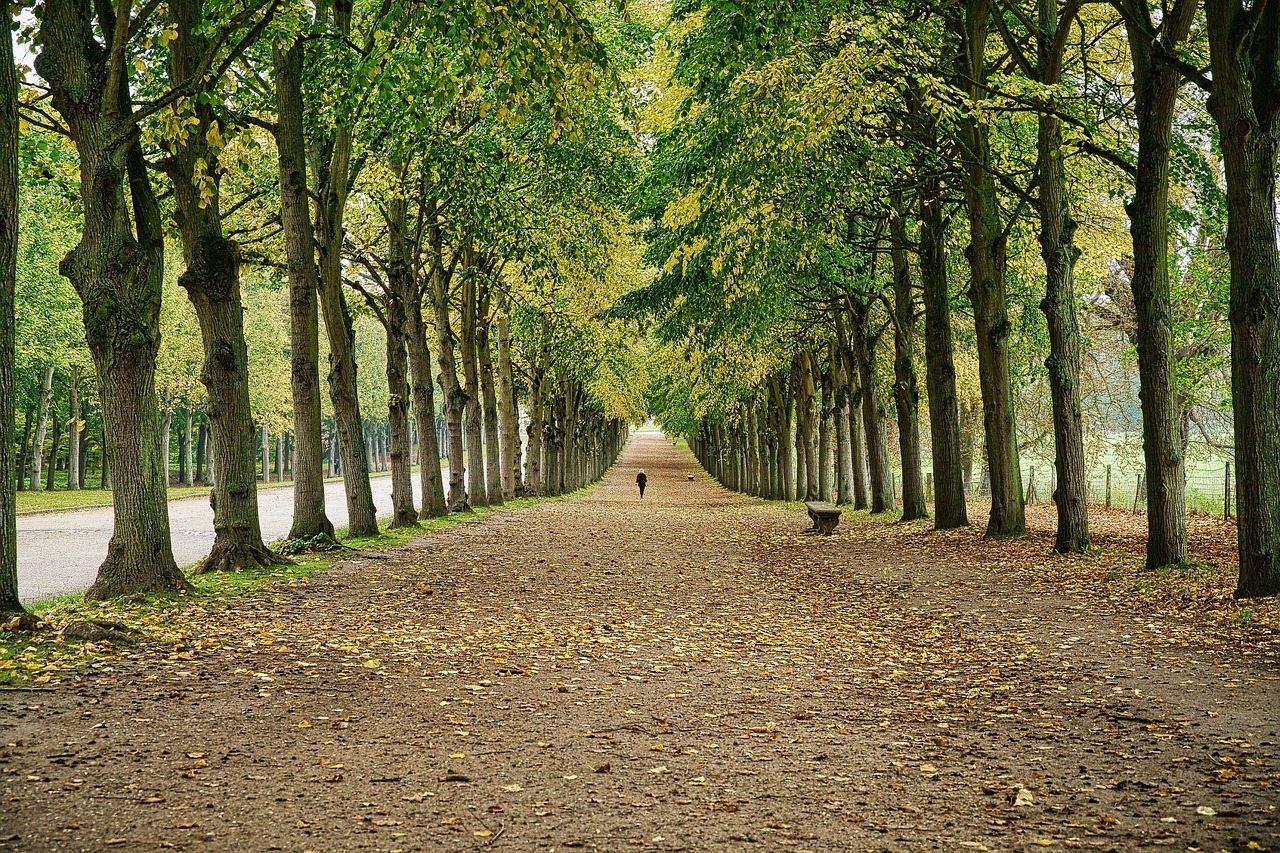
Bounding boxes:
[636,469,647,499]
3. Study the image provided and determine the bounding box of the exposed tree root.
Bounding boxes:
[195,540,289,575]
[0,611,40,632]
[62,619,139,643]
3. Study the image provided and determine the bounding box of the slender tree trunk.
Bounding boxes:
[1121,0,1195,566]
[459,264,487,506]
[403,276,447,518]
[29,366,54,492]
[309,87,377,536]
[383,306,417,528]
[67,365,80,491]
[161,408,172,486]
[1204,0,1280,596]
[1036,27,1089,552]
[795,351,819,501]
[769,374,794,501]
[849,303,894,513]
[818,353,835,503]
[955,0,1024,536]
[274,41,333,542]
[15,405,31,492]
[496,311,522,499]
[833,340,855,505]
[526,352,546,496]
[890,201,927,521]
[918,181,968,527]
[429,215,469,510]
[46,398,61,491]
[0,25,29,618]
[477,281,504,505]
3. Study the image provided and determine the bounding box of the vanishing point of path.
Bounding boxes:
[2,432,1277,851]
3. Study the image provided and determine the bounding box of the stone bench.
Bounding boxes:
[804,501,842,535]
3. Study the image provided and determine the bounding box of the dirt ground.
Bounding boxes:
[2,432,1277,852]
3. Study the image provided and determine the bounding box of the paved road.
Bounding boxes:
[17,474,426,603]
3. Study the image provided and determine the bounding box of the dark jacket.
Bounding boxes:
[636,472,647,487]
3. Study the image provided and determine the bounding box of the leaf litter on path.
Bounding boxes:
[0,432,1276,851]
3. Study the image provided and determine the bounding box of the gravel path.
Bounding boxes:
[1,432,1275,851]
[17,474,422,603]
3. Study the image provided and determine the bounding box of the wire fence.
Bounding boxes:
[907,438,1236,519]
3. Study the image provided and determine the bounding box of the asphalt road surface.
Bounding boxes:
[17,473,426,604]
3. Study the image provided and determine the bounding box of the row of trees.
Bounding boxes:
[0,0,652,622]
[629,0,1278,598]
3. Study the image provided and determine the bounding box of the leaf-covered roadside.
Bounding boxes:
[0,500,547,688]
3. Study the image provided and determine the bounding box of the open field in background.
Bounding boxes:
[902,433,1235,519]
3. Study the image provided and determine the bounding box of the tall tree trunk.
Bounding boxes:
[383,308,417,528]
[46,399,60,491]
[67,365,80,491]
[1035,15,1090,552]
[849,303,894,513]
[403,273,447,518]
[1121,0,1196,567]
[890,201,928,521]
[274,40,333,542]
[956,0,1024,536]
[459,263,487,506]
[161,408,171,486]
[818,353,835,503]
[496,310,522,499]
[525,351,546,496]
[308,47,377,536]
[33,28,183,592]
[0,23,28,618]
[382,189,419,528]
[15,405,31,492]
[917,170,968,527]
[1204,0,1280,596]
[795,351,819,501]
[164,0,278,571]
[833,342,855,506]
[769,374,794,501]
[430,214,468,510]
[477,280,504,506]
[29,365,54,492]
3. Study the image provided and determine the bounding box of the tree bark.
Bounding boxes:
[0,21,29,617]
[956,0,1024,536]
[477,280,504,506]
[67,365,80,491]
[1035,9,1090,553]
[308,45,377,537]
[833,342,856,506]
[29,365,54,492]
[36,0,185,597]
[1204,0,1280,596]
[274,41,333,543]
[818,351,835,503]
[459,262,487,506]
[496,310,522,499]
[430,214,469,510]
[849,303,894,513]
[381,188,419,528]
[167,1,275,571]
[1120,0,1196,567]
[795,351,819,501]
[525,351,546,496]
[402,265,448,519]
[917,157,968,526]
[890,201,928,521]
[15,405,31,492]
